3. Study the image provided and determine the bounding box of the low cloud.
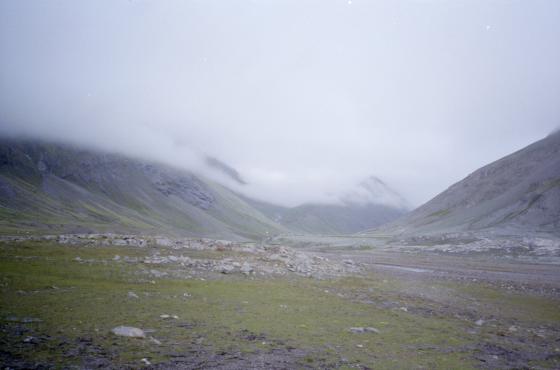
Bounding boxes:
[1,0,559,207]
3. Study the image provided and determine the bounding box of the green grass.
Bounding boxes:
[451,282,560,324]
[5,241,559,368]
[0,241,480,369]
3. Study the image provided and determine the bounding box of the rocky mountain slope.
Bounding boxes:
[0,138,407,238]
[367,131,560,236]
[0,138,287,239]
[246,177,409,234]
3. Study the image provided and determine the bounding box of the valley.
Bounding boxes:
[1,234,559,369]
[2,1,559,368]
[0,132,559,369]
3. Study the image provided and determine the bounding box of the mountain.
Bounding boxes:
[0,138,410,238]
[341,176,410,209]
[245,176,409,234]
[0,138,287,239]
[366,131,560,236]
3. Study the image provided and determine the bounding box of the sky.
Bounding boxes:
[0,0,559,207]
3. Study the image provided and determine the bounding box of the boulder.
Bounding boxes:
[240,262,254,275]
[111,326,146,338]
[349,327,380,334]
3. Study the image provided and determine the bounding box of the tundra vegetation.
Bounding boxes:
[1,235,559,369]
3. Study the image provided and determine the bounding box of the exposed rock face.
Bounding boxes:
[371,131,560,236]
[33,147,216,211]
[142,164,214,209]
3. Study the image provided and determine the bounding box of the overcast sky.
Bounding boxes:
[1,0,559,207]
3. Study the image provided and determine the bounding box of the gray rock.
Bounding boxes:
[149,269,167,278]
[160,314,178,319]
[23,336,36,343]
[240,262,254,275]
[111,326,146,338]
[219,263,235,274]
[349,326,380,334]
[128,291,139,299]
[155,238,173,247]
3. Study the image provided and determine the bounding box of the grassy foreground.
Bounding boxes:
[1,241,559,369]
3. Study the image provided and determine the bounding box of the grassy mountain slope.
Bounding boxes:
[0,138,287,239]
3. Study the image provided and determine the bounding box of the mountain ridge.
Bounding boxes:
[0,137,408,237]
[0,138,287,239]
[364,131,560,237]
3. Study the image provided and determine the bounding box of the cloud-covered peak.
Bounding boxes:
[340,176,411,210]
[205,156,247,186]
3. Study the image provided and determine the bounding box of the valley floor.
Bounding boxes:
[1,235,559,369]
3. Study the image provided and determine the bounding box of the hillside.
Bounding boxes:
[366,131,560,236]
[0,138,287,239]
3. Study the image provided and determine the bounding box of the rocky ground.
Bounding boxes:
[0,234,363,279]
[1,234,559,369]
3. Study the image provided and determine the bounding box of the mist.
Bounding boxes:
[1,0,559,207]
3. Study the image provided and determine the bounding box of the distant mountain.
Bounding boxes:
[245,176,409,234]
[341,176,410,209]
[366,131,560,236]
[0,138,286,239]
[205,156,247,185]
